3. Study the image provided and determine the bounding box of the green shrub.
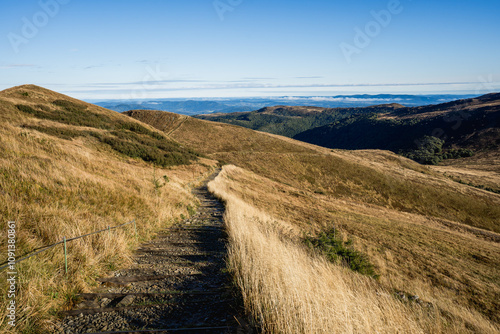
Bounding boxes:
[401,136,474,165]
[16,104,44,117]
[187,204,196,216]
[304,229,378,278]
[21,125,85,140]
[95,133,196,167]
[116,121,165,140]
[151,167,169,195]
[52,100,112,129]
[16,102,111,129]
[16,101,201,167]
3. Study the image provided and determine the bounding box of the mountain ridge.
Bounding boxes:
[197,92,500,165]
[92,93,475,115]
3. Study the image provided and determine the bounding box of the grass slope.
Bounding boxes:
[0,85,217,332]
[210,166,500,333]
[196,104,404,138]
[129,109,500,332]
[0,86,498,333]
[197,94,500,167]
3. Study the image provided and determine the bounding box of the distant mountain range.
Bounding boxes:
[91,94,475,115]
[94,92,498,166]
[197,93,500,165]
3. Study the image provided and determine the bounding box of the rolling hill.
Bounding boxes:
[1,85,499,333]
[197,93,500,166]
[128,108,500,332]
[294,93,500,157]
[196,103,405,138]
[0,85,217,332]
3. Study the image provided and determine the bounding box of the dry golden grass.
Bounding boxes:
[3,93,494,333]
[136,109,499,232]
[208,150,500,233]
[431,151,500,192]
[126,108,500,331]
[136,111,314,156]
[210,166,500,333]
[0,86,217,333]
[123,110,188,135]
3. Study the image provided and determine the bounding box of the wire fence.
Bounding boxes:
[0,219,136,273]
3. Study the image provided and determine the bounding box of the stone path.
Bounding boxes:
[59,171,249,333]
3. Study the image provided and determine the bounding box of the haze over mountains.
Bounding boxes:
[92,94,475,116]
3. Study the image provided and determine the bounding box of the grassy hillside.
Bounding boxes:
[131,110,500,233]
[429,150,500,193]
[0,85,217,332]
[294,96,499,162]
[4,87,200,167]
[210,166,500,333]
[1,86,498,333]
[196,104,404,138]
[129,108,500,333]
[197,94,500,166]
[124,109,314,156]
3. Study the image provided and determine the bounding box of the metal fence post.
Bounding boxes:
[0,219,138,274]
[63,237,68,274]
[134,220,138,241]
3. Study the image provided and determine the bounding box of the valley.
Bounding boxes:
[198,94,499,174]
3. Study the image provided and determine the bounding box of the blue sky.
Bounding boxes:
[1,0,499,99]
